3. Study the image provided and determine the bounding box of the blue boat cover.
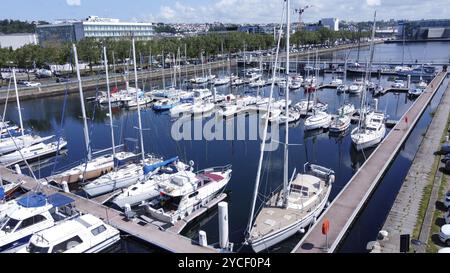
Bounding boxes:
[47,193,75,207]
[17,192,74,208]
[143,156,179,175]
[17,192,47,208]
[0,187,4,200]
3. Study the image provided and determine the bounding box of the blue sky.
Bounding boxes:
[1,0,449,23]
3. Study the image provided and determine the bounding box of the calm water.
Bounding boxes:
[2,42,450,253]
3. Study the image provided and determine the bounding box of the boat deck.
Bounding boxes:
[292,70,447,253]
[0,166,218,253]
[250,174,329,240]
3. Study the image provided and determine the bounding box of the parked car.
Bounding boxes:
[441,143,450,154]
[445,190,450,208]
[23,81,41,87]
[439,224,450,246]
[438,247,450,253]
[446,161,450,173]
[56,77,71,83]
[441,154,450,163]
[445,210,449,224]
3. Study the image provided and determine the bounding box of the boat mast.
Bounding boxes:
[103,46,116,160]
[358,11,377,131]
[12,69,24,137]
[73,44,92,161]
[246,1,286,237]
[162,51,166,90]
[282,0,290,208]
[132,38,146,162]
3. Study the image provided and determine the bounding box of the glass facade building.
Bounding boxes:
[37,17,155,46]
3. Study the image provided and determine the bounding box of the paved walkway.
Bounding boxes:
[375,82,450,253]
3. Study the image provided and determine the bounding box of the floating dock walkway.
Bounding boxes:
[0,166,219,253]
[292,70,448,253]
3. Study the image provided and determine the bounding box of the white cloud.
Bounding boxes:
[366,0,381,6]
[66,0,81,6]
[160,6,176,20]
[145,0,449,23]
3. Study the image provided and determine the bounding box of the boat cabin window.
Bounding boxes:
[27,243,49,253]
[0,217,19,233]
[188,191,199,199]
[91,225,107,236]
[16,215,47,231]
[52,236,83,253]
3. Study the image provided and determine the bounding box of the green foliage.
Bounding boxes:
[291,29,371,46]
[0,19,46,34]
[154,25,177,34]
[0,29,367,69]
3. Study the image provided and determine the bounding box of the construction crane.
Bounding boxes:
[294,4,312,32]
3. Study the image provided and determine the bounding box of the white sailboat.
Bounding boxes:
[304,111,332,131]
[50,45,135,185]
[83,39,162,197]
[246,3,334,252]
[0,70,53,155]
[351,12,386,151]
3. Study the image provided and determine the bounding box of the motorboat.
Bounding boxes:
[348,81,364,94]
[249,79,267,88]
[337,84,349,93]
[192,89,212,101]
[112,158,189,209]
[152,98,179,111]
[337,103,356,116]
[331,78,343,85]
[261,109,283,123]
[0,138,67,166]
[144,165,232,224]
[213,77,231,86]
[408,88,423,97]
[294,100,314,113]
[191,101,215,115]
[304,111,332,131]
[391,80,406,88]
[278,108,301,124]
[0,193,77,252]
[16,214,120,253]
[125,97,152,108]
[351,111,386,151]
[217,104,238,117]
[329,115,351,133]
[314,101,328,112]
[169,102,194,117]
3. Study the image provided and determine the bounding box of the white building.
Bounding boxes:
[37,16,155,46]
[321,18,339,31]
[0,33,38,49]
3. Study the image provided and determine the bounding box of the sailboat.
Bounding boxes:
[246,0,335,253]
[0,70,54,155]
[351,12,386,151]
[83,39,162,197]
[50,45,135,185]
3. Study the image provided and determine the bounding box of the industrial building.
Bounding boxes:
[397,19,450,40]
